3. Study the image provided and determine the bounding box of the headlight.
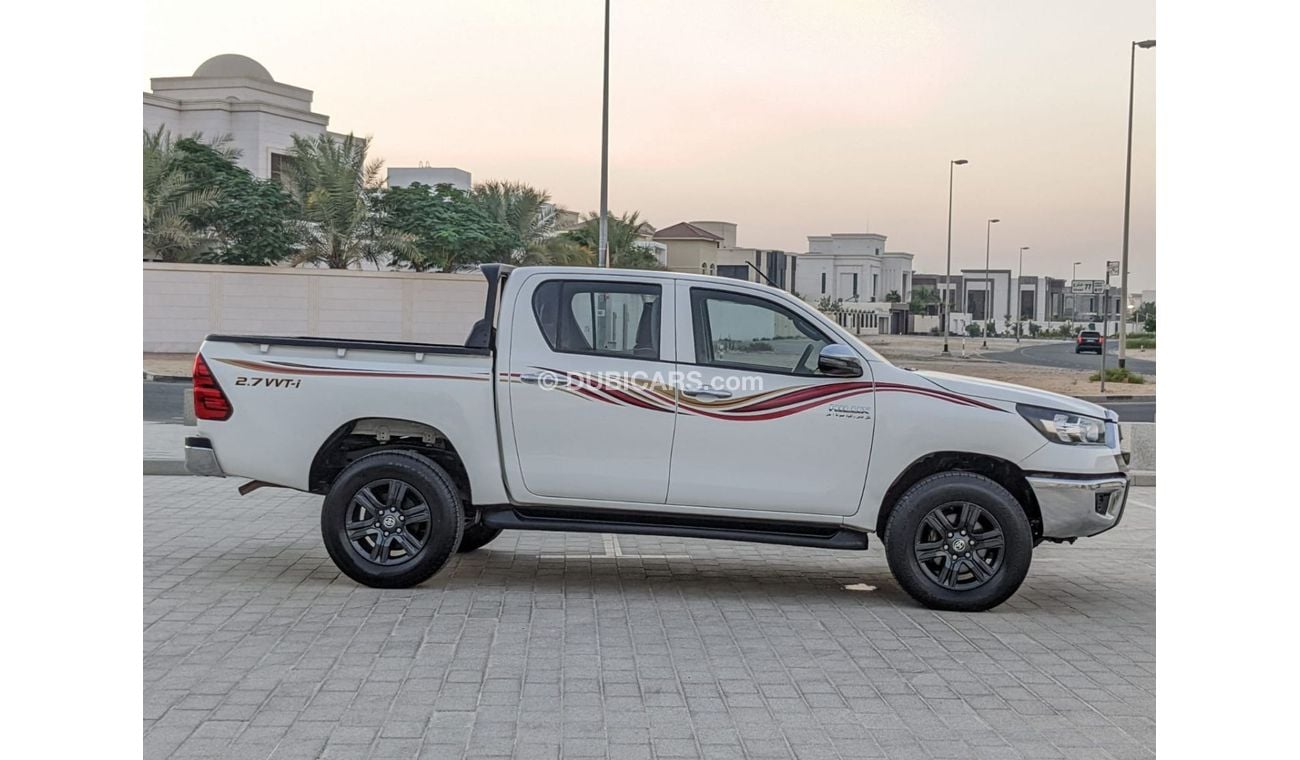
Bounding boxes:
[1017,404,1107,445]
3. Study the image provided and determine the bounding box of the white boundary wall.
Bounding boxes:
[144,263,487,353]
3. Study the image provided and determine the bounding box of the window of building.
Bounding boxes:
[270,152,295,184]
[690,289,831,375]
[532,280,662,359]
[820,273,826,294]
[871,274,878,300]
[851,273,859,298]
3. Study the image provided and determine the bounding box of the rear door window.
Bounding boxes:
[532,280,662,360]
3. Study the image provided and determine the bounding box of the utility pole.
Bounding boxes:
[597,0,611,268]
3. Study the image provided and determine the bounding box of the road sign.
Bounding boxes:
[1107,260,1121,277]
[1071,279,1106,294]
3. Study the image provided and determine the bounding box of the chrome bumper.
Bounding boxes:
[1028,474,1128,540]
[184,437,225,477]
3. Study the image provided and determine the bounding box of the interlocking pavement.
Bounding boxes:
[145,478,1156,759]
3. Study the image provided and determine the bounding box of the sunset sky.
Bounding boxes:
[143,0,1156,290]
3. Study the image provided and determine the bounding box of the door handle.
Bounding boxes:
[680,387,732,399]
[519,372,569,387]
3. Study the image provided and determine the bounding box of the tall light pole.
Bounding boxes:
[597,0,612,268]
[1118,39,1155,367]
[1016,246,1030,342]
[981,218,999,347]
[941,159,969,353]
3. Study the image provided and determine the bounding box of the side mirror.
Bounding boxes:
[817,344,863,377]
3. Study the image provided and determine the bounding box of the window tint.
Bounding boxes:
[691,289,831,374]
[532,280,662,359]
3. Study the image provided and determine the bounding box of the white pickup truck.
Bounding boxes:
[186,265,1128,611]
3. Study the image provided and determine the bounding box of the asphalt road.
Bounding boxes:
[985,339,1157,376]
[144,378,1154,424]
[1098,400,1156,423]
[144,381,187,423]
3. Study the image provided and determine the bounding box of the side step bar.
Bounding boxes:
[479,505,869,551]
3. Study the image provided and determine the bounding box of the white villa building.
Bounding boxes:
[793,233,914,304]
[144,54,360,181]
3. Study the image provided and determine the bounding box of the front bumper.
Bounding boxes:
[1028,474,1128,539]
[184,437,226,477]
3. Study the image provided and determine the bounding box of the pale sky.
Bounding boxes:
[144,0,1156,290]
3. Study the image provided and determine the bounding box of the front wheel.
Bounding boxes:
[884,472,1033,611]
[321,450,464,588]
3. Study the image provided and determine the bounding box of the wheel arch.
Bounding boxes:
[874,451,1042,540]
[308,417,473,506]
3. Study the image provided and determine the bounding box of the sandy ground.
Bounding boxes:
[144,353,196,378]
[145,335,1155,397]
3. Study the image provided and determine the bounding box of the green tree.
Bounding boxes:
[378,183,513,271]
[171,137,299,265]
[142,127,220,261]
[283,133,414,269]
[471,181,555,260]
[909,286,940,315]
[565,211,662,269]
[885,290,902,303]
[1136,301,1155,332]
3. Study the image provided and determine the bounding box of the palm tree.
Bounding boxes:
[283,133,414,269]
[142,127,226,261]
[514,236,595,267]
[565,211,662,269]
[471,181,555,260]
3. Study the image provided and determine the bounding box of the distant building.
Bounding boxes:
[387,166,472,191]
[793,233,914,304]
[144,54,360,181]
[653,221,725,274]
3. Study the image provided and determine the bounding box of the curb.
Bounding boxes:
[144,371,192,383]
[145,459,189,476]
[1131,470,1156,487]
[1074,394,1154,403]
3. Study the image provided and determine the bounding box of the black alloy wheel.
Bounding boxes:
[912,501,1006,591]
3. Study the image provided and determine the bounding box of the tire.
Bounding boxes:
[883,471,1033,612]
[321,450,463,588]
[457,521,503,553]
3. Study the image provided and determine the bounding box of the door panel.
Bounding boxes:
[667,283,874,515]
[504,274,677,503]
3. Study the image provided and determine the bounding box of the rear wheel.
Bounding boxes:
[884,472,1033,611]
[321,451,463,588]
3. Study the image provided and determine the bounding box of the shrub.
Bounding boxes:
[1089,367,1146,384]
[966,323,983,337]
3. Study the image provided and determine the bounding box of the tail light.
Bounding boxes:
[193,354,233,421]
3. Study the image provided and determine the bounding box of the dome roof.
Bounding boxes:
[193,54,273,82]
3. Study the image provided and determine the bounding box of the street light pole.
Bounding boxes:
[597,0,612,268]
[982,218,999,348]
[1016,246,1029,342]
[1118,39,1155,367]
[941,159,968,353]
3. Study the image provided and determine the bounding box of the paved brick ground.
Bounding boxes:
[145,478,1155,759]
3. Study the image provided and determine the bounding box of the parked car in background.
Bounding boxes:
[1076,330,1105,354]
[185,265,1129,612]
